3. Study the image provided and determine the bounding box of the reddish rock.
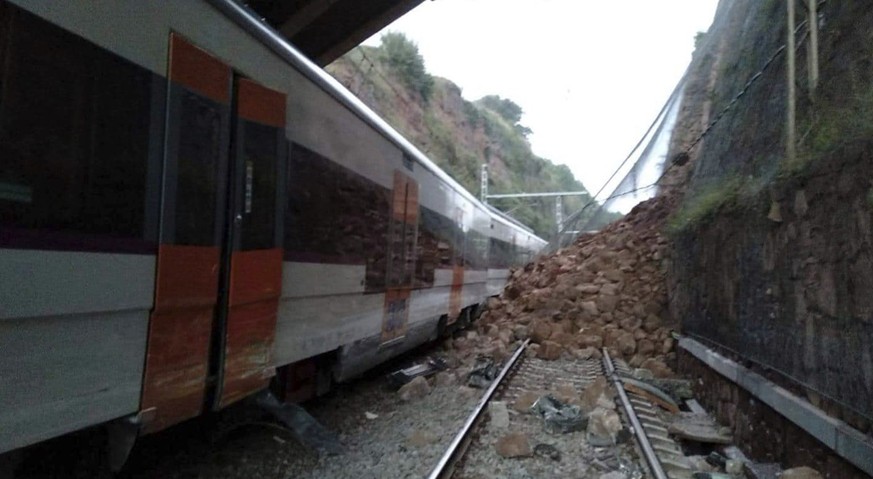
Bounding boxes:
[578,334,604,349]
[619,317,642,332]
[596,294,619,313]
[398,376,431,401]
[495,432,532,458]
[579,301,599,316]
[637,339,656,356]
[603,268,624,282]
[640,358,673,378]
[550,332,578,348]
[475,196,676,370]
[529,320,552,344]
[555,383,581,406]
[599,283,620,296]
[616,332,637,357]
[513,390,541,412]
[661,337,674,354]
[537,340,563,360]
[642,313,662,332]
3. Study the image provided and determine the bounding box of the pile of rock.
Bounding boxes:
[446,196,678,377]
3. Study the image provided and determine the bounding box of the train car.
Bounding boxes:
[486,205,547,297]
[0,0,546,460]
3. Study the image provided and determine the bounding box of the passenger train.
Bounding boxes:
[0,0,546,459]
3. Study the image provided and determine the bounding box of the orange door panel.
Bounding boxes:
[140,34,231,433]
[219,248,283,407]
[216,78,286,408]
[381,171,419,343]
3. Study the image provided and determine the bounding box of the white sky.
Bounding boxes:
[364,0,719,195]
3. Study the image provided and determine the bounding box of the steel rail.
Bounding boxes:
[427,339,530,479]
[602,348,669,479]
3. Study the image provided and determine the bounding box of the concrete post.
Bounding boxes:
[555,196,563,235]
[807,0,819,94]
[480,163,488,203]
[786,0,797,165]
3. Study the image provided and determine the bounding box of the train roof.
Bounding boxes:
[208,0,546,247]
[486,204,534,234]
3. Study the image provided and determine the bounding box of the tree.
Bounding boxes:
[478,95,532,138]
[379,32,434,101]
[478,95,523,124]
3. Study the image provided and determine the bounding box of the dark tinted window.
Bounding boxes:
[415,210,440,288]
[285,143,390,290]
[174,92,223,246]
[0,4,155,247]
[466,229,488,269]
[239,121,278,250]
[417,207,463,286]
[489,238,516,269]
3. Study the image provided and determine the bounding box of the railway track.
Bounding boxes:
[429,342,694,479]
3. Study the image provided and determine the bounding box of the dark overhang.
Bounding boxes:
[246,0,426,66]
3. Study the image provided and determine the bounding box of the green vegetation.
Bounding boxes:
[667,175,768,235]
[328,34,613,238]
[799,86,873,163]
[478,95,532,138]
[693,31,707,50]
[378,32,434,101]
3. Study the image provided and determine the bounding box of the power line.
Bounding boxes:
[552,11,816,249]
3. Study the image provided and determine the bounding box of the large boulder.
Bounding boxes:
[537,341,563,360]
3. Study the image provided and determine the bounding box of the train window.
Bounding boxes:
[174,92,222,246]
[414,211,437,288]
[488,237,515,269]
[285,143,390,291]
[0,5,155,250]
[239,121,277,250]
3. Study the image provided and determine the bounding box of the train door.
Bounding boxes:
[213,76,285,409]
[381,171,418,345]
[140,34,232,433]
[448,206,465,324]
[140,34,285,433]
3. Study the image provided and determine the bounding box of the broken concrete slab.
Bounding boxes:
[668,413,732,444]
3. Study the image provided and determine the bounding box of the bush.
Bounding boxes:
[379,32,434,101]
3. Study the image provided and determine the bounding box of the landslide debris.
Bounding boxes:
[447,195,678,377]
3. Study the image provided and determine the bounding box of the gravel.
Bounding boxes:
[116,355,481,479]
[455,356,642,479]
[11,346,637,479]
[279,374,479,479]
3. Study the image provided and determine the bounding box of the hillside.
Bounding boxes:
[326,34,618,238]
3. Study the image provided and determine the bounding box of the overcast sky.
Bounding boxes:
[364,0,719,195]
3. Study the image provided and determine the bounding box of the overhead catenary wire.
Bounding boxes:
[552,10,817,249]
